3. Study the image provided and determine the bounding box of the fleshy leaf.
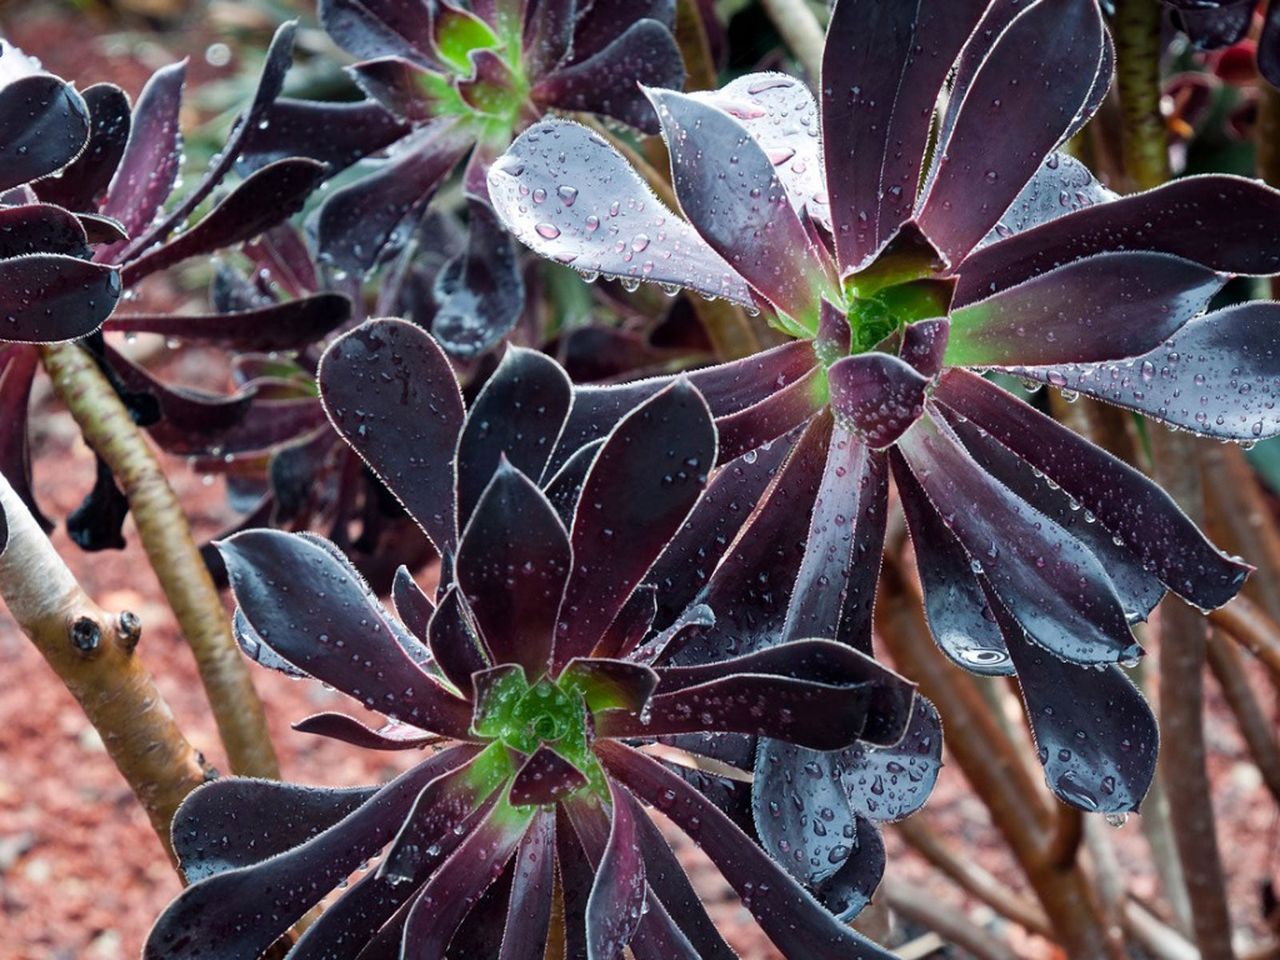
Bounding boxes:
[218,529,473,737]
[895,412,1141,665]
[946,252,1224,368]
[647,87,829,326]
[534,20,684,134]
[111,293,351,351]
[432,198,525,357]
[1004,302,1280,446]
[497,811,556,960]
[828,352,929,449]
[714,368,824,463]
[585,781,646,960]
[393,564,435,641]
[821,0,988,270]
[319,318,466,554]
[143,746,477,960]
[0,203,90,259]
[554,381,716,667]
[457,461,571,678]
[982,152,1110,245]
[320,0,439,65]
[429,585,490,694]
[560,658,659,714]
[32,82,130,212]
[987,586,1158,813]
[916,0,1106,264]
[292,711,440,750]
[509,746,589,806]
[597,742,896,960]
[0,74,90,191]
[488,119,752,304]
[956,175,1280,305]
[0,255,120,343]
[933,368,1249,610]
[240,98,410,175]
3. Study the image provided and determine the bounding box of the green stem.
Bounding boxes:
[39,342,279,780]
[1113,0,1170,190]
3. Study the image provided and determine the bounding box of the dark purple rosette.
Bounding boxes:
[143,317,920,959]
[489,0,1280,835]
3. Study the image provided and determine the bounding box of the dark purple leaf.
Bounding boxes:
[319,318,466,554]
[811,815,884,921]
[0,254,119,343]
[218,529,474,737]
[1170,0,1255,48]
[0,74,89,191]
[457,461,571,678]
[243,224,320,300]
[121,158,326,285]
[987,586,1158,812]
[571,1,675,60]
[687,73,826,224]
[99,62,184,243]
[0,202,88,259]
[782,425,887,652]
[946,253,1224,368]
[898,317,949,378]
[350,56,438,124]
[841,694,942,822]
[172,779,378,884]
[520,0,576,79]
[714,367,824,463]
[550,340,817,470]
[400,802,532,960]
[592,585,657,659]
[497,811,556,960]
[393,564,435,641]
[31,81,128,210]
[673,414,828,664]
[628,603,715,667]
[509,746,589,806]
[554,381,716,668]
[916,0,1105,264]
[429,586,491,695]
[891,449,1012,674]
[647,87,829,326]
[535,20,684,134]
[317,121,472,276]
[630,793,737,960]
[982,152,1110,245]
[933,368,1249,609]
[942,409,1166,622]
[584,780,646,960]
[143,746,476,960]
[829,352,929,449]
[65,454,128,551]
[76,213,128,245]
[647,430,797,625]
[544,438,602,527]
[556,804,597,960]
[432,198,524,357]
[896,412,1141,665]
[955,176,1280,305]
[488,119,752,305]
[320,0,439,65]
[821,0,988,270]
[597,741,896,960]
[127,22,299,257]
[1005,302,1280,446]
[559,658,659,714]
[292,711,440,749]
[240,98,411,176]
[111,293,350,351]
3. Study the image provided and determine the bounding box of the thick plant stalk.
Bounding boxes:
[0,470,212,863]
[1207,632,1280,803]
[39,342,279,779]
[877,563,1123,960]
[760,0,826,80]
[880,876,1019,960]
[1114,2,1236,956]
[1212,595,1280,682]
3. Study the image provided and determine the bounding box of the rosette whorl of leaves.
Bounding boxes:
[242,0,684,357]
[0,24,350,548]
[492,0,1280,828]
[144,317,920,959]
[1164,0,1280,88]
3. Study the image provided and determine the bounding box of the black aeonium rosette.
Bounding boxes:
[144,317,923,959]
[489,0,1280,835]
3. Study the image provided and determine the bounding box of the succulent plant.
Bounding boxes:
[0,24,349,547]
[1164,0,1280,88]
[240,0,687,357]
[144,317,920,959]
[490,0,1280,842]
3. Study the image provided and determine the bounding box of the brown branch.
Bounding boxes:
[1208,631,1280,804]
[1211,594,1280,685]
[880,875,1020,960]
[894,818,1053,938]
[39,342,279,779]
[877,561,1122,959]
[1202,444,1280,626]
[0,471,212,864]
[1044,805,1085,872]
